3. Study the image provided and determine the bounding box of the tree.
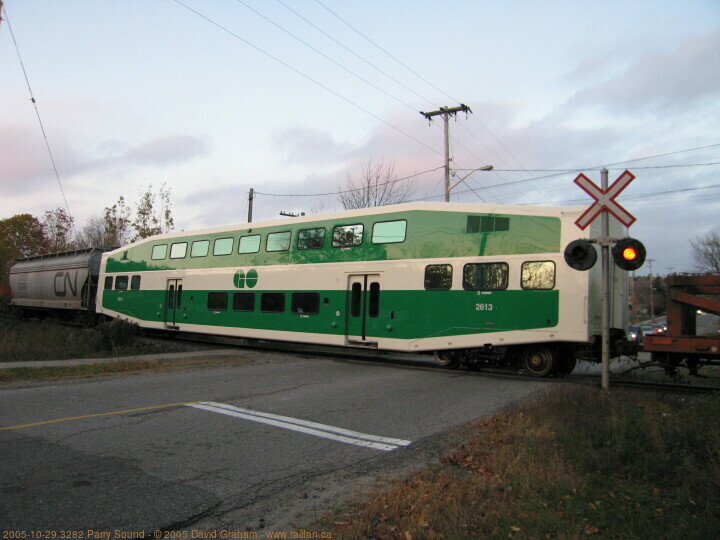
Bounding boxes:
[691,231,720,274]
[132,183,174,240]
[339,159,415,210]
[78,196,133,248]
[42,207,75,252]
[0,214,49,285]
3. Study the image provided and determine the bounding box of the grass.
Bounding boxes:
[0,357,252,383]
[319,386,720,539]
[0,316,195,363]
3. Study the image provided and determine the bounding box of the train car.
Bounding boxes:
[96,202,629,376]
[9,247,112,321]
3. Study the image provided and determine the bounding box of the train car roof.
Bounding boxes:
[105,201,587,255]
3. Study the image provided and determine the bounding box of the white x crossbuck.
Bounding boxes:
[574,170,636,230]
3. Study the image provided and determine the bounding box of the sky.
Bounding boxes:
[1,0,718,275]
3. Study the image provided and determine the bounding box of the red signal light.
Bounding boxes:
[612,238,646,271]
[622,247,637,261]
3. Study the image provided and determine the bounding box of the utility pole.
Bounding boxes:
[420,104,472,202]
[600,168,611,392]
[248,188,254,223]
[647,258,656,320]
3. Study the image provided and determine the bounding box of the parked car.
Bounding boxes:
[627,326,641,342]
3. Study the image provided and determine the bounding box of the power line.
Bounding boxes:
[312,0,456,104]
[172,0,442,157]
[4,6,77,237]
[273,0,438,109]
[254,166,444,197]
[311,1,530,179]
[234,0,419,113]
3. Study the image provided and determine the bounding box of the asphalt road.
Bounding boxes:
[0,349,546,534]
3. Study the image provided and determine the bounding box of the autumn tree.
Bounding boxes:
[691,231,720,274]
[133,183,174,240]
[0,214,49,286]
[339,160,415,210]
[42,207,75,252]
[77,196,132,248]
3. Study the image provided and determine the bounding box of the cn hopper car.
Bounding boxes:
[94,202,630,376]
[9,247,113,321]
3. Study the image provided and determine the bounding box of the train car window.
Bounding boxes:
[521,261,556,290]
[291,293,320,315]
[213,237,233,256]
[233,292,255,312]
[104,276,113,290]
[372,220,407,244]
[191,240,209,257]
[266,231,291,252]
[368,282,380,318]
[207,292,228,311]
[151,244,167,260]
[332,224,363,247]
[350,283,362,317]
[425,264,453,290]
[463,263,509,291]
[115,276,129,290]
[131,276,141,290]
[170,242,188,259]
[298,228,326,250]
[261,293,285,313]
[239,234,261,254]
[467,216,511,233]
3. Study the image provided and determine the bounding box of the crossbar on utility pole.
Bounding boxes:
[420,104,472,202]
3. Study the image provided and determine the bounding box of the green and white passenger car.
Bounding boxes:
[97,202,629,376]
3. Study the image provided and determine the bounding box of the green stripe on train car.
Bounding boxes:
[102,288,559,340]
[105,210,561,273]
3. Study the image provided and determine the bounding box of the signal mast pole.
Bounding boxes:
[420,104,472,202]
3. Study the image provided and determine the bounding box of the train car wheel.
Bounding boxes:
[522,346,555,377]
[434,350,462,369]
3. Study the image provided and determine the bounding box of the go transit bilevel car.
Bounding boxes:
[97,202,629,377]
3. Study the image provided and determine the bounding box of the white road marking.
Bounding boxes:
[188,401,412,452]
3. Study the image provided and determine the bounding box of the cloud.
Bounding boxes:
[121,134,210,166]
[0,128,211,199]
[564,27,720,115]
[0,125,80,193]
[270,126,355,165]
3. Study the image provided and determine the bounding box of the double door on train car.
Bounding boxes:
[165,278,184,329]
[346,273,382,346]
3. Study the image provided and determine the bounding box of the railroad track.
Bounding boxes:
[147,331,720,393]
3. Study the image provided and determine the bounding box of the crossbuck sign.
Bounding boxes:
[574,170,636,230]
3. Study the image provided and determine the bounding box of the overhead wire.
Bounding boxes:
[172,0,442,157]
[273,0,439,109]
[234,0,420,114]
[311,0,533,184]
[3,7,78,238]
[254,166,444,198]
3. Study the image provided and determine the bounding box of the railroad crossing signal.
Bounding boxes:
[574,170,636,230]
[612,238,646,271]
[563,239,597,271]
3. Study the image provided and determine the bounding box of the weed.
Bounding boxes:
[321,386,720,539]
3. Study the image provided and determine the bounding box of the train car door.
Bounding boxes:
[165,279,184,329]
[346,274,382,345]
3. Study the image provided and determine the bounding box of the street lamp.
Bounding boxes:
[446,165,494,201]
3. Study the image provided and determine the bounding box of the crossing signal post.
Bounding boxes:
[565,168,645,391]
